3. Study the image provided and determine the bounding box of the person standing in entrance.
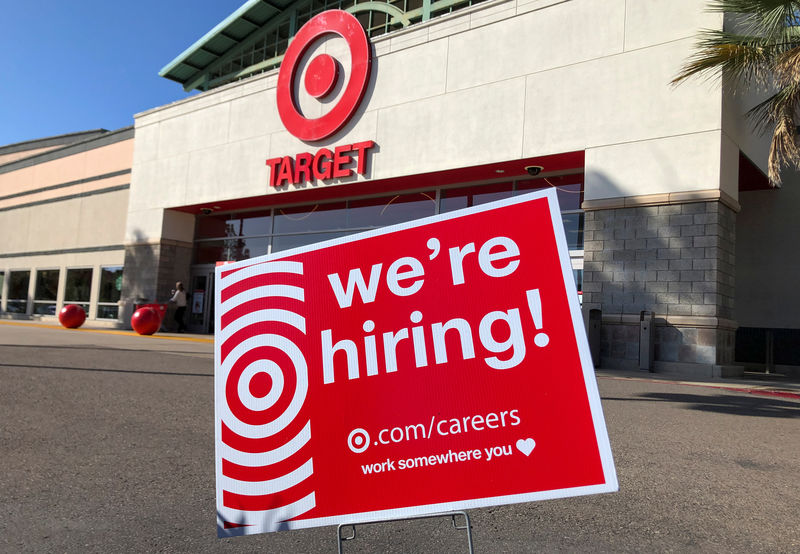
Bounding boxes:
[170,282,187,332]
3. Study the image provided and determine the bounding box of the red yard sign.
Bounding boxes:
[214,189,617,536]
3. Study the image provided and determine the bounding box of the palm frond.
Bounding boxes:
[708,0,800,37]
[776,44,800,80]
[747,82,800,183]
[676,0,800,185]
[672,30,781,86]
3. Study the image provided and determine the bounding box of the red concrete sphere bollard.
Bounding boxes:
[58,304,86,329]
[131,307,160,336]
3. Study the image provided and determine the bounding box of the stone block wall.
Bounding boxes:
[156,241,193,300]
[582,199,738,373]
[595,321,737,371]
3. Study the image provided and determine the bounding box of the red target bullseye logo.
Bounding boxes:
[277,10,372,142]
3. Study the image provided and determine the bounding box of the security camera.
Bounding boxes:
[525,165,543,176]
[200,208,213,215]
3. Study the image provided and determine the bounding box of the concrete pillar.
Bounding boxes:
[581,199,740,378]
[120,209,195,327]
[121,240,193,305]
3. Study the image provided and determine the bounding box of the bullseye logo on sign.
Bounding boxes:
[214,189,618,537]
[266,10,376,188]
[276,10,371,142]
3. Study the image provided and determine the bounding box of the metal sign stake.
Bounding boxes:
[337,511,474,553]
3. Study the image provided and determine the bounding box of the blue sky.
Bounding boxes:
[0,0,246,147]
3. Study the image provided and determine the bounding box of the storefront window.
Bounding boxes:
[562,212,585,250]
[97,266,123,319]
[515,175,583,210]
[274,202,348,234]
[224,236,270,261]
[97,305,120,319]
[272,231,354,253]
[573,269,583,293]
[64,268,92,315]
[194,193,439,263]
[192,180,584,264]
[195,241,225,265]
[225,211,272,237]
[195,214,230,240]
[347,192,437,228]
[195,237,271,263]
[7,270,30,314]
[33,269,59,315]
[553,182,583,212]
[515,175,584,249]
[440,183,513,213]
[196,210,272,239]
[573,269,583,303]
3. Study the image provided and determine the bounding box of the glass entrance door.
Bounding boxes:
[187,266,215,334]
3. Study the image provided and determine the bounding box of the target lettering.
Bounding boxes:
[266,141,375,187]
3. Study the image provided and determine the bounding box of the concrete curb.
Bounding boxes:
[597,369,800,400]
[0,319,214,343]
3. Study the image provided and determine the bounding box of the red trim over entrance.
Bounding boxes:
[176,151,584,215]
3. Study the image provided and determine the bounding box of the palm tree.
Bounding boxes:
[673,1,800,185]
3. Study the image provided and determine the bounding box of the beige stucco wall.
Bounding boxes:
[128,0,735,242]
[0,139,133,199]
[0,184,129,320]
[0,189,129,254]
[0,136,133,254]
[0,172,130,211]
[0,145,63,166]
[0,134,132,322]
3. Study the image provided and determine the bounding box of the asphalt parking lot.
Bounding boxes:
[1,321,798,553]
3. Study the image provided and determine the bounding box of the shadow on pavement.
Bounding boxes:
[604,392,800,419]
[0,362,212,378]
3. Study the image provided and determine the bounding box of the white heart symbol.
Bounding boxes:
[516,438,536,456]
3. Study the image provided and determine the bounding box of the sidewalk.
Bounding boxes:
[0,318,213,343]
[597,367,800,400]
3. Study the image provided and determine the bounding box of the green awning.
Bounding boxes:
[159,0,296,91]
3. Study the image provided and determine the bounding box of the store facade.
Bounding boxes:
[2,0,791,376]
[0,129,133,324]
